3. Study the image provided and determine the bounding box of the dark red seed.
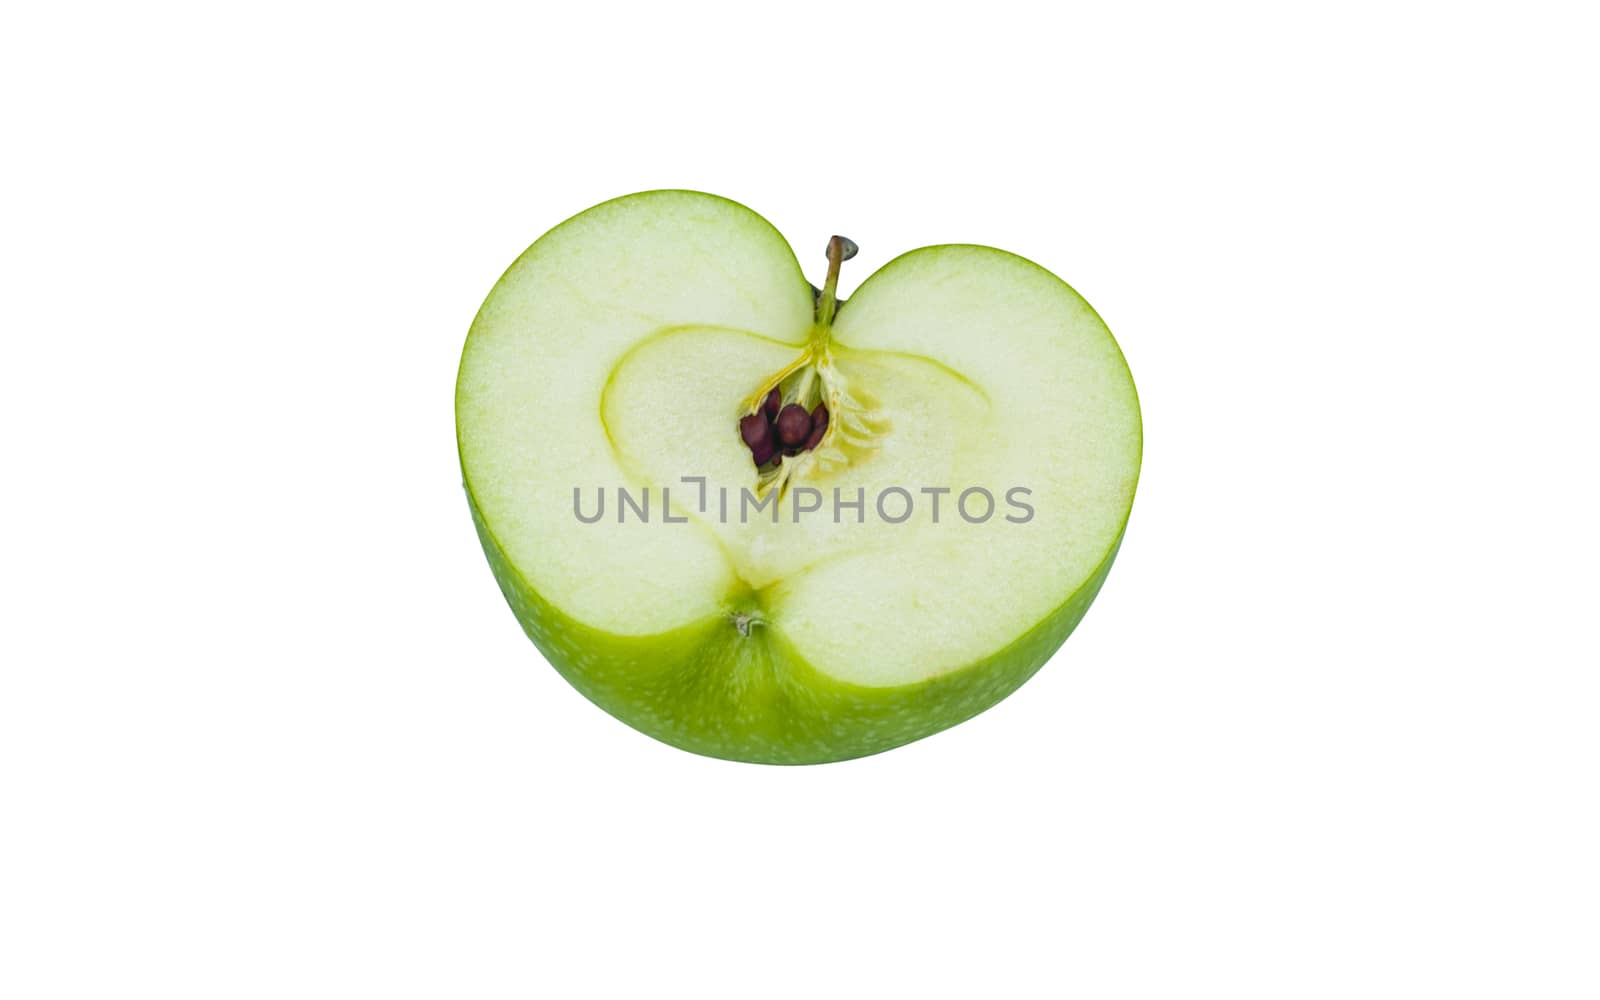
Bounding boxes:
[739,412,771,450]
[763,387,781,418]
[804,404,829,450]
[775,404,812,446]
[750,438,775,465]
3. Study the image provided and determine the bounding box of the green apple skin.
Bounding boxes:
[458,191,1141,765]
[467,492,1123,764]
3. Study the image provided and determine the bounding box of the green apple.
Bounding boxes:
[457,191,1141,763]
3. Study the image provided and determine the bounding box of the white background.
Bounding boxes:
[3,1,1596,996]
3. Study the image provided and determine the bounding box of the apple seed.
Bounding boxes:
[775,404,812,447]
[739,412,771,450]
[804,404,829,450]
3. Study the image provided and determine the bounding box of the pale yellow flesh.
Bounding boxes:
[458,191,1140,688]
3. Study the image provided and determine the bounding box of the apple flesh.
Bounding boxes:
[457,191,1141,763]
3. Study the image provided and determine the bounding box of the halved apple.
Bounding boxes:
[456,191,1141,763]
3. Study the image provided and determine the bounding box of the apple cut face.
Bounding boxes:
[457,191,1141,764]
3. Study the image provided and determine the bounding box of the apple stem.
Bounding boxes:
[816,235,857,329]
